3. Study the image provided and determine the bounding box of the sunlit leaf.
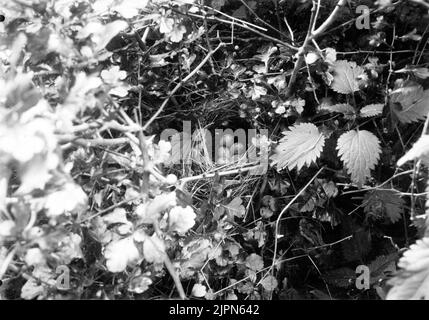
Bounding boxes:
[337,130,381,186]
[271,123,325,171]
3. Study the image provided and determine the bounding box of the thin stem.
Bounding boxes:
[142,42,224,131]
[270,167,324,274]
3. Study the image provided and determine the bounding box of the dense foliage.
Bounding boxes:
[1,0,429,300]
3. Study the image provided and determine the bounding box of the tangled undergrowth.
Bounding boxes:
[1,0,429,300]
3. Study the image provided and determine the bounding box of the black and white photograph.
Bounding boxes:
[0,0,429,306]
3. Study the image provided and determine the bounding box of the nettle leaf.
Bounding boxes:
[336,130,381,186]
[387,237,429,300]
[331,60,365,94]
[359,104,384,118]
[271,123,325,171]
[368,253,397,284]
[320,103,356,119]
[397,135,429,166]
[390,82,429,123]
[363,189,404,223]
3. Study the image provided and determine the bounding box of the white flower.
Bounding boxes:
[109,86,129,97]
[142,234,165,264]
[0,220,15,237]
[135,192,177,223]
[44,183,87,217]
[24,248,45,266]
[191,283,207,297]
[159,17,174,34]
[105,237,140,272]
[275,106,286,114]
[168,205,196,233]
[101,66,127,84]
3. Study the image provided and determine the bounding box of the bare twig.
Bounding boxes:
[312,0,347,38]
[58,136,130,147]
[184,11,298,51]
[285,0,347,97]
[142,42,224,131]
[285,0,319,97]
[179,163,260,185]
[152,223,186,300]
[270,167,324,274]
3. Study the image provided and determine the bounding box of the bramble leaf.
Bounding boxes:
[390,82,429,123]
[387,237,429,300]
[331,60,365,94]
[359,104,384,118]
[336,130,381,186]
[320,103,356,119]
[363,189,404,223]
[397,135,429,166]
[271,123,325,171]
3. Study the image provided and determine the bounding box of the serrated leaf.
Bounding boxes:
[260,275,278,291]
[397,135,429,167]
[387,237,429,300]
[320,103,356,119]
[359,104,384,118]
[323,267,355,288]
[331,60,365,94]
[271,123,325,171]
[368,253,397,284]
[363,190,404,223]
[390,82,429,123]
[336,130,381,186]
